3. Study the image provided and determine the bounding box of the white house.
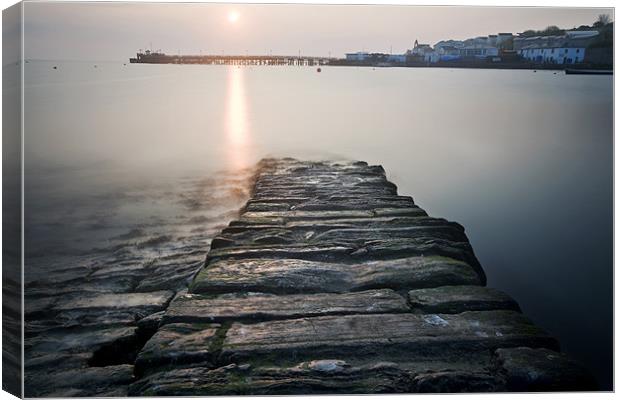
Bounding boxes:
[514,30,598,64]
[459,45,499,58]
[434,41,464,55]
[423,36,502,63]
[519,46,585,64]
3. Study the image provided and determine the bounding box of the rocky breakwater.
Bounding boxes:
[23,171,252,397]
[129,158,596,395]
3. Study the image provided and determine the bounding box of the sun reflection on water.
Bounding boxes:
[225,67,251,171]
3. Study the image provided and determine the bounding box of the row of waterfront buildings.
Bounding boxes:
[345,29,602,65]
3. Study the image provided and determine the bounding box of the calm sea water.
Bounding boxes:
[24,61,613,389]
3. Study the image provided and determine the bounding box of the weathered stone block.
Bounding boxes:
[162,289,409,324]
[220,311,558,364]
[129,362,416,395]
[134,323,221,377]
[190,256,481,295]
[409,285,520,313]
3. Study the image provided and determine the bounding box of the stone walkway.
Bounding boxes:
[128,158,595,394]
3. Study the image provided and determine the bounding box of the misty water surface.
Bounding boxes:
[23,61,613,389]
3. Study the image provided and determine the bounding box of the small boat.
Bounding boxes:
[317,67,321,73]
[565,68,613,75]
[53,66,57,70]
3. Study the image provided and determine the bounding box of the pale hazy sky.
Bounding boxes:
[22,2,611,60]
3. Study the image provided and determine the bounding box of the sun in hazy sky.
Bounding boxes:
[228,11,240,24]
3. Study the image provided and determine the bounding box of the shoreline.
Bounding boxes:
[125,60,613,73]
[327,61,613,72]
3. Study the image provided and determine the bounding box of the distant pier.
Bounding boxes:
[129,51,334,66]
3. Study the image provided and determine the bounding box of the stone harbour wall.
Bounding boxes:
[128,158,596,394]
[23,158,597,396]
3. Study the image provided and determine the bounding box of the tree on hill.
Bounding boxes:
[520,25,565,37]
[594,14,611,28]
[588,21,613,48]
[541,25,563,35]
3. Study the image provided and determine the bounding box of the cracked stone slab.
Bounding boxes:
[238,208,425,223]
[220,311,558,364]
[26,326,137,356]
[408,285,521,313]
[134,323,221,376]
[134,260,204,292]
[27,291,174,335]
[53,291,175,312]
[129,362,419,395]
[32,291,177,329]
[135,309,554,381]
[131,344,595,396]
[206,238,482,275]
[212,225,469,250]
[162,289,409,324]
[128,363,503,395]
[223,216,461,235]
[252,184,397,197]
[190,256,481,295]
[245,195,415,212]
